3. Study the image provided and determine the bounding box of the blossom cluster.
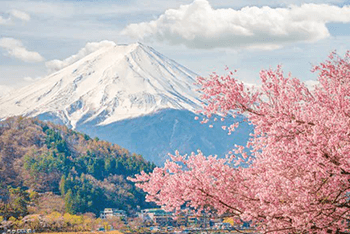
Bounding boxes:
[130,52,350,233]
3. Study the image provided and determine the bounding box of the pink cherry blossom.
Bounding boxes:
[130,52,350,233]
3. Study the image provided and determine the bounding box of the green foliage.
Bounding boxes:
[0,187,30,219]
[64,189,74,214]
[44,128,69,154]
[59,175,66,195]
[9,187,30,217]
[0,116,156,217]
[24,151,69,175]
[61,175,105,215]
[83,134,90,141]
[29,190,39,201]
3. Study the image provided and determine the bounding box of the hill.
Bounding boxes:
[0,116,155,218]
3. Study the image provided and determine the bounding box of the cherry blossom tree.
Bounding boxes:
[130,52,350,233]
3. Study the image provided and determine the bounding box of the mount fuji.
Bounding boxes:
[0,43,252,165]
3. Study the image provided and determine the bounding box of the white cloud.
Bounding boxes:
[0,9,30,25]
[0,16,8,25]
[0,84,13,97]
[0,37,44,63]
[122,0,350,50]
[304,79,319,90]
[9,9,30,21]
[23,76,42,82]
[45,40,116,73]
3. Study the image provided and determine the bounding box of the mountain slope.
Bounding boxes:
[0,116,155,215]
[0,43,252,165]
[76,109,252,165]
[0,43,202,128]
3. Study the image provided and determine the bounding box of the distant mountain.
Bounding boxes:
[0,43,201,128]
[76,109,252,165]
[0,116,155,215]
[0,43,252,165]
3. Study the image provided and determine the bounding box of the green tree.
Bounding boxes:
[8,186,30,218]
[59,175,66,195]
[64,189,74,214]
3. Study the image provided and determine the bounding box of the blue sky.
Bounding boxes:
[1,0,350,93]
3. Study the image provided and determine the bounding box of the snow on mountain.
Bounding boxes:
[0,43,202,128]
[0,42,253,165]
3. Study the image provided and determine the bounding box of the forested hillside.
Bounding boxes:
[0,116,155,218]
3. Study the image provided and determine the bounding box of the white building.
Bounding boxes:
[100,208,126,219]
[139,208,173,226]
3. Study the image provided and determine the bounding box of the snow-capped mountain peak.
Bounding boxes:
[0,43,202,128]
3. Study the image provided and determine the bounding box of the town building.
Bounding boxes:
[99,208,126,220]
[139,208,174,226]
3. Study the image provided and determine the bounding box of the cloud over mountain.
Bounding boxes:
[0,85,13,97]
[45,40,116,73]
[122,0,350,50]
